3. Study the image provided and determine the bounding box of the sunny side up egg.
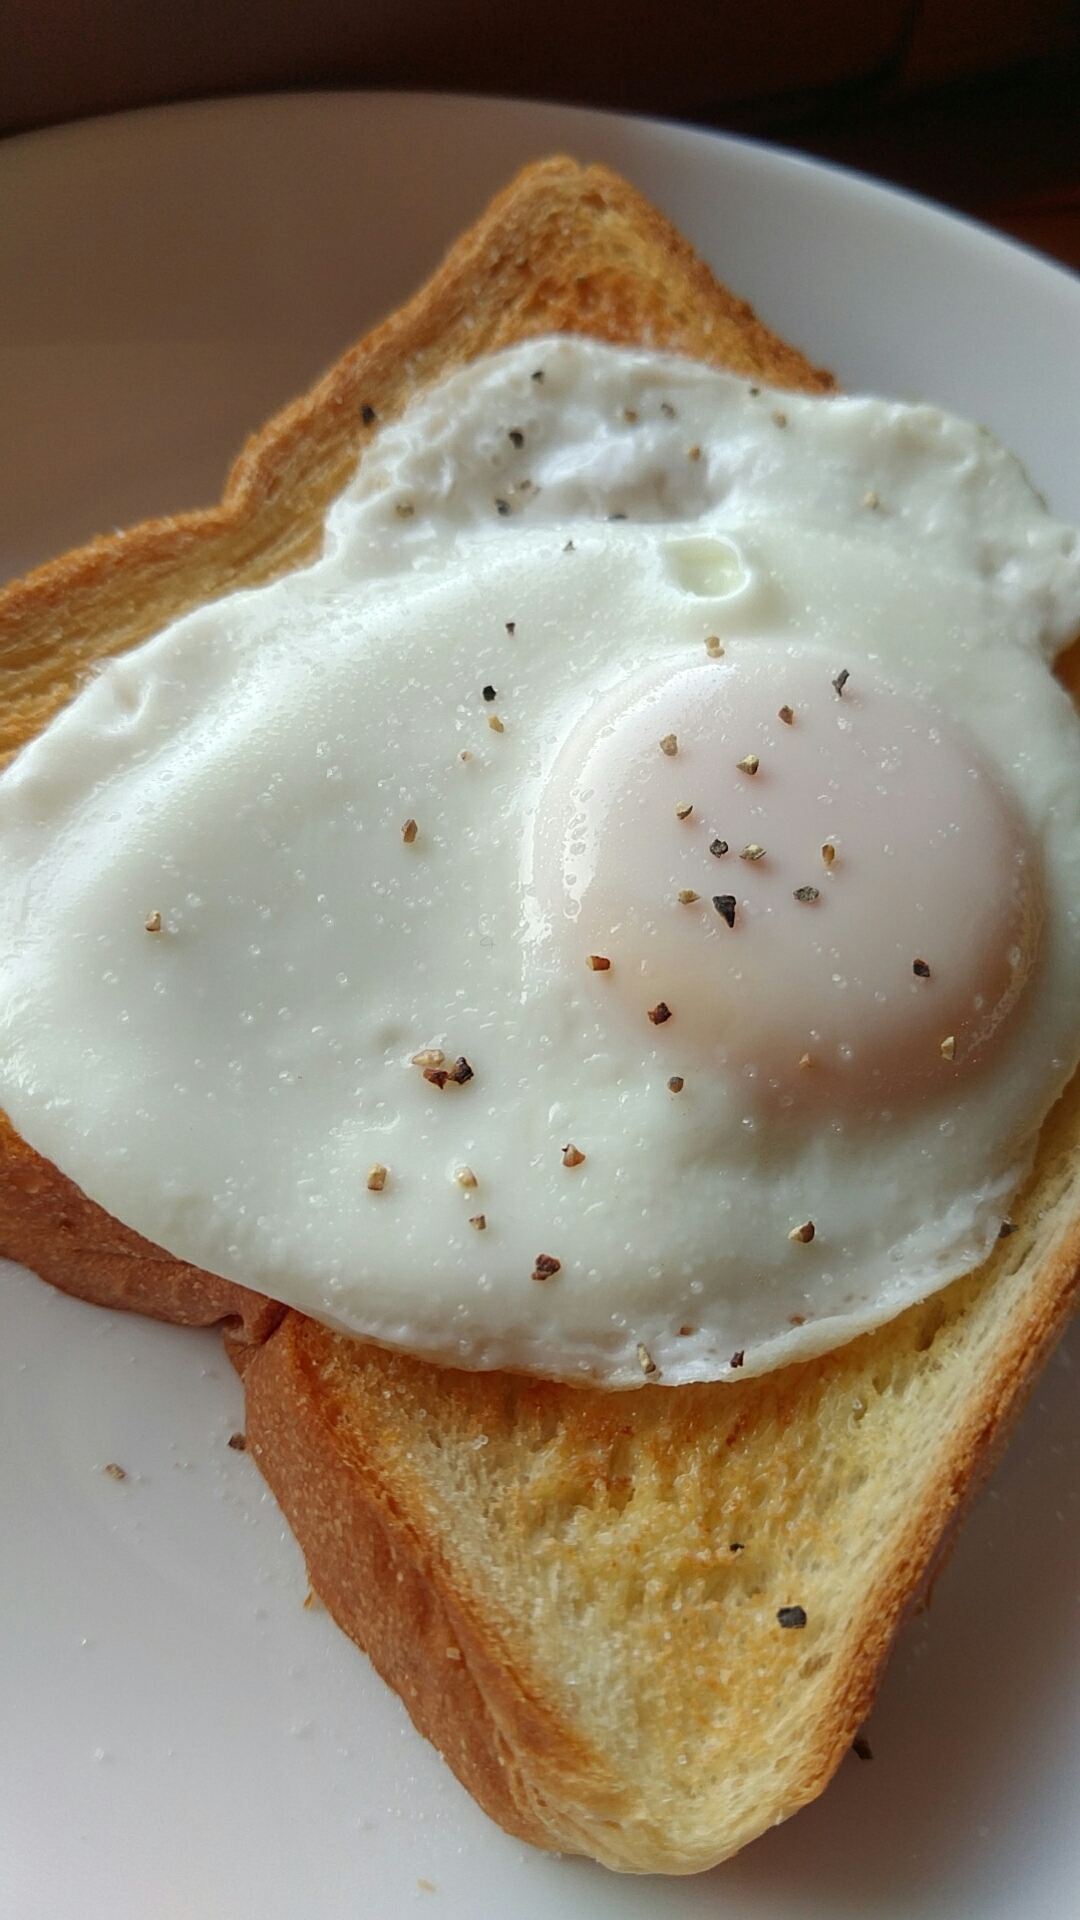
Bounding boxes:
[2,338,1080,1386]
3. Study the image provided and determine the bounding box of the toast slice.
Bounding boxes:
[3,157,1080,1875]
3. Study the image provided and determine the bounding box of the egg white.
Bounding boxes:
[1,338,1080,1385]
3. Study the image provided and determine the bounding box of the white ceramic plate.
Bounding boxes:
[2,92,1080,1920]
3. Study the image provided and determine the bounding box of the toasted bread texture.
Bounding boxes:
[2,157,1079,1875]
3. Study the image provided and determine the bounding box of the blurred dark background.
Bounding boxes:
[2,0,1080,267]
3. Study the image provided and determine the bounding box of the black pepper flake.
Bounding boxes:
[228,1432,247,1451]
[660,400,675,418]
[648,1002,672,1026]
[608,512,627,521]
[713,895,737,928]
[448,1056,474,1085]
[495,498,511,517]
[508,428,525,448]
[531,368,545,382]
[361,404,377,426]
[730,1349,745,1369]
[423,1067,449,1089]
[777,1605,807,1629]
[505,620,516,634]
[998,1219,1020,1238]
[564,539,575,552]
[709,838,729,859]
[794,885,820,903]
[749,386,760,397]
[852,1735,873,1761]
[532,1253,561,1281]
[832,667,850,697]
[729,1541,745,1552]
[913,958,931,978]
[482,684,497,702]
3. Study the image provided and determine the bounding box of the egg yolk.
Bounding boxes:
[534,642,1041,1107]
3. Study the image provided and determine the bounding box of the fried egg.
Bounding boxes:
[2,337,1080,1385]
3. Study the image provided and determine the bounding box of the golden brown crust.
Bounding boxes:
[1,155,1078,1873]
[243,1311,618,1855]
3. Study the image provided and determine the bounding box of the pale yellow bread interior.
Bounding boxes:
[1,158,1078,1874]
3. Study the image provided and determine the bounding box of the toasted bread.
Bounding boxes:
[2,157,1079,1876]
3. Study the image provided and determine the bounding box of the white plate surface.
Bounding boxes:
[2,90,1080,1920]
